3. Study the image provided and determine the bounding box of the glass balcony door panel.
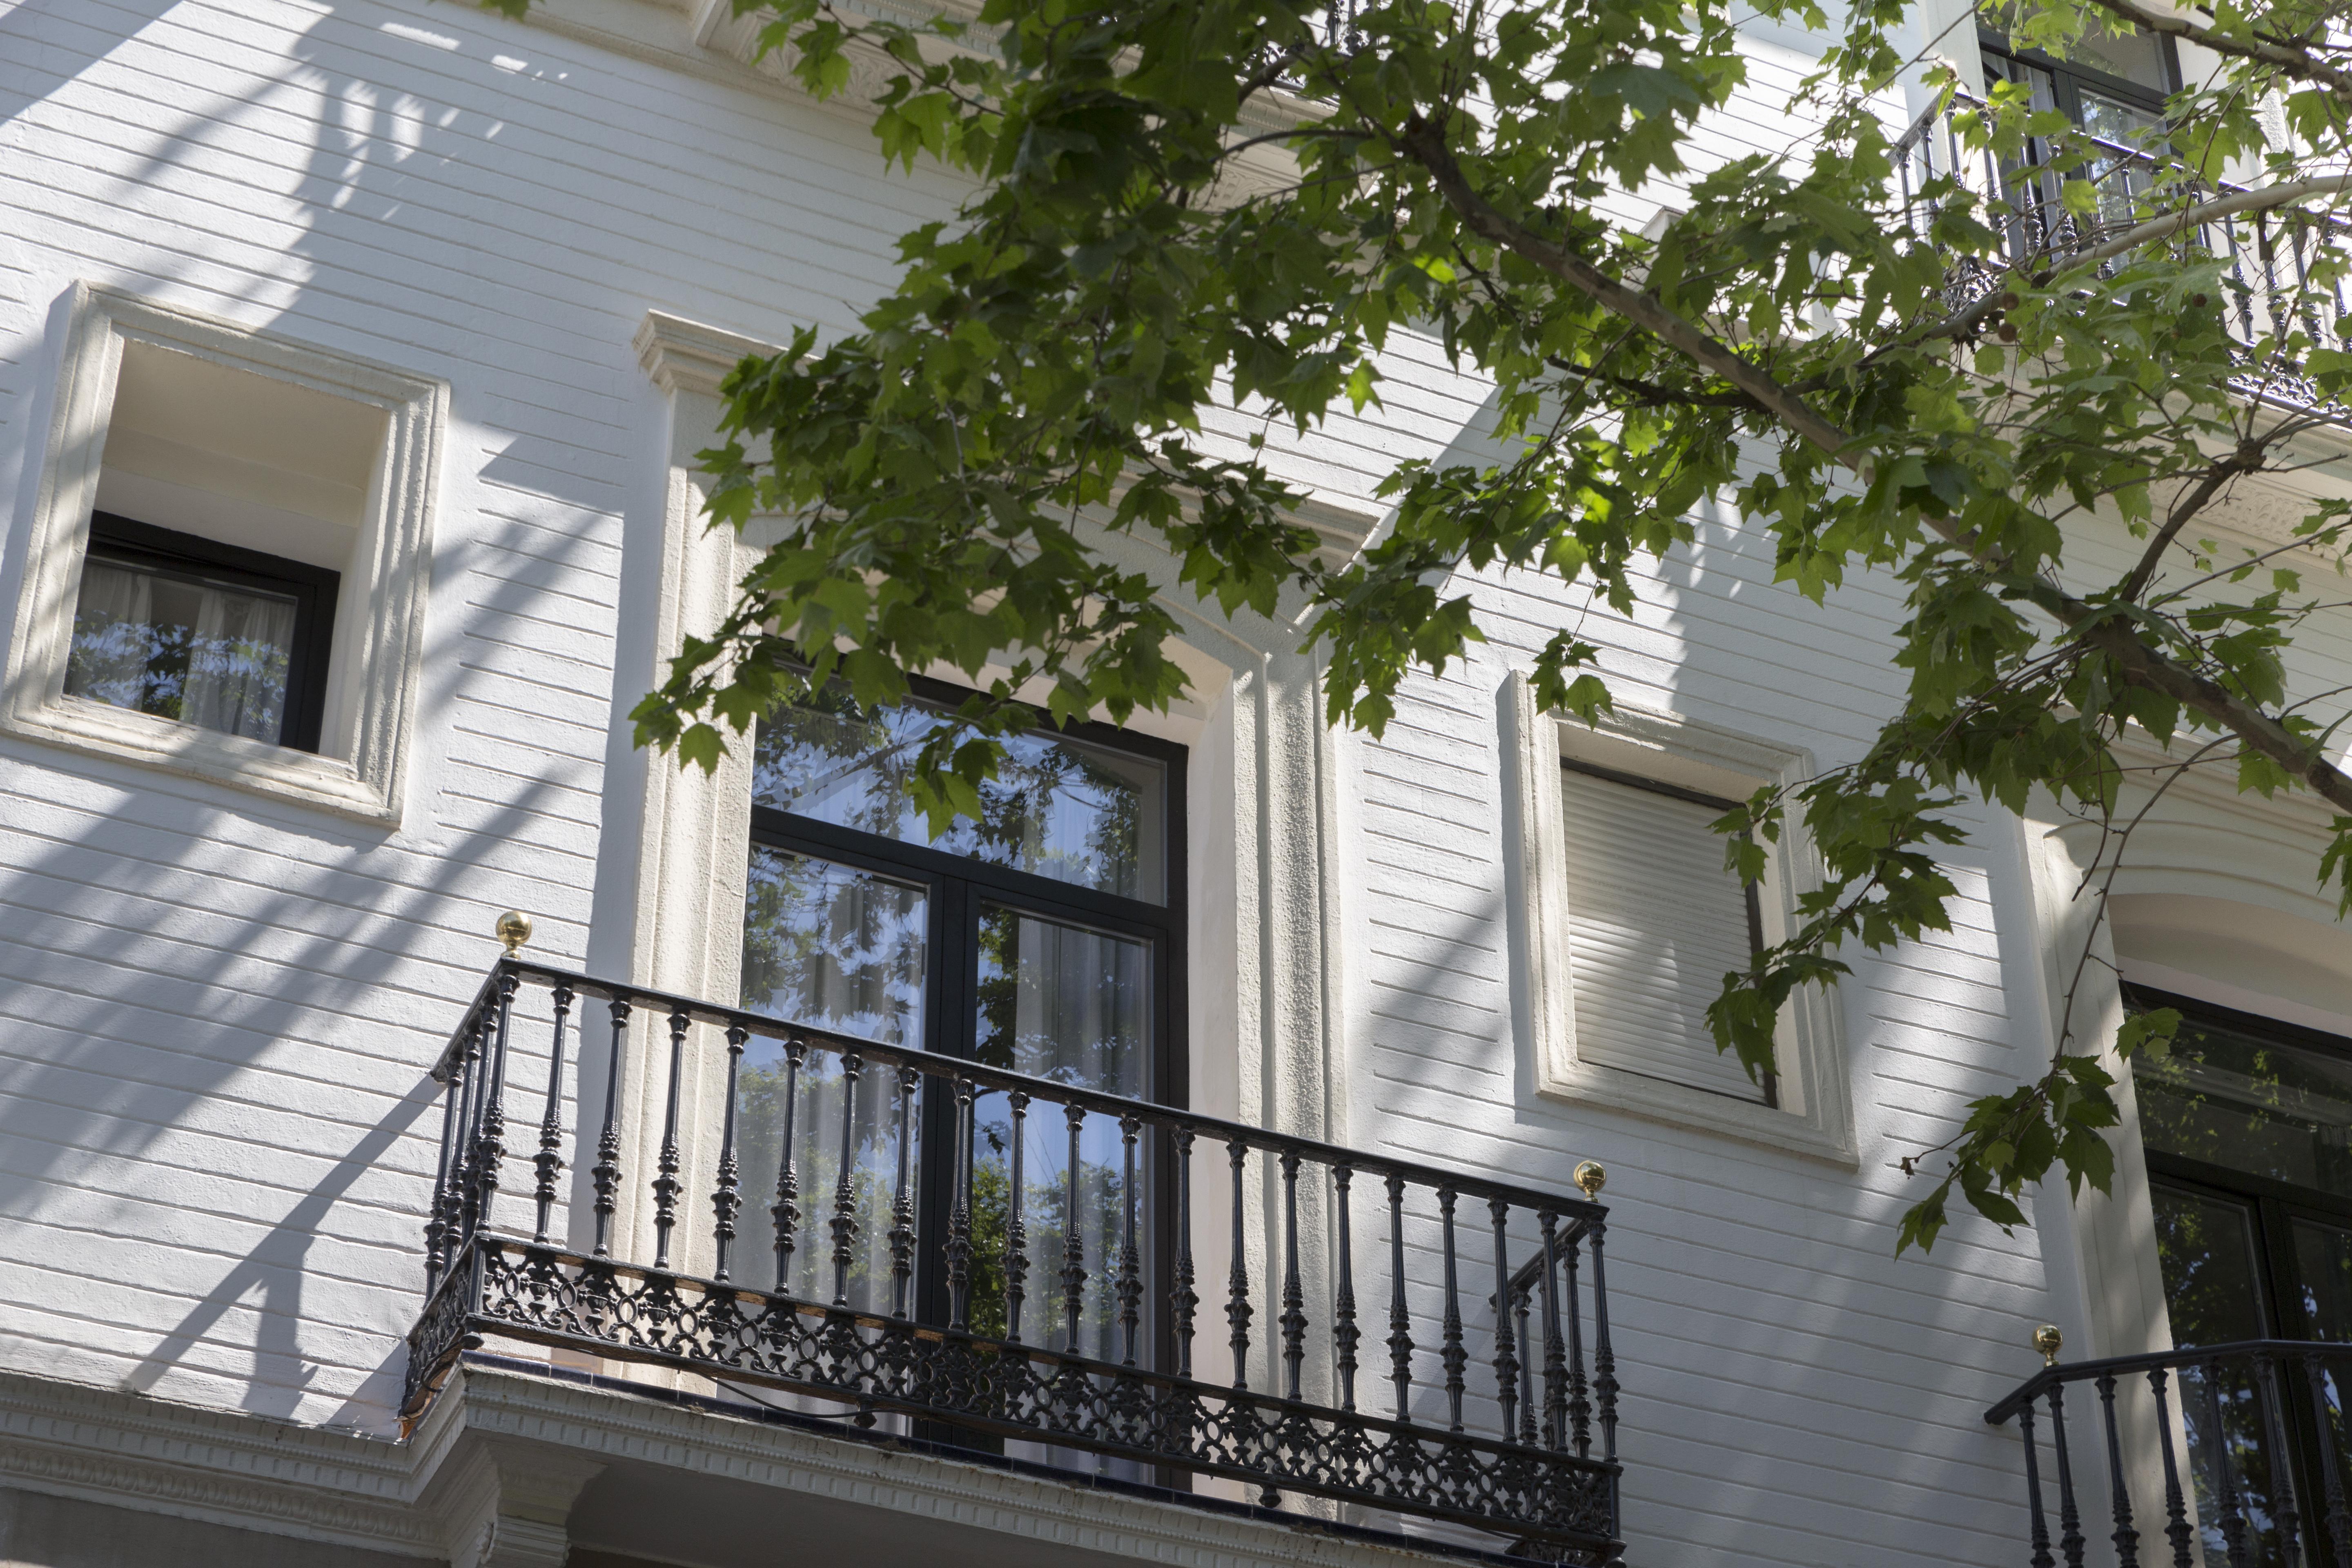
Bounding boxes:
[740,846,929,1047]
[753,687,1168,903]
[731,1044,909,1314]
[739,847,931,1316]
[2154,1180,2293,1566]
[969,906,1153,1361]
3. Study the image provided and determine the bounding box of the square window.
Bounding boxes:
[4,285,444,822]
[1501,673,1856,1163]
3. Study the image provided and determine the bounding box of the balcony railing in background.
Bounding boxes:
[404,957,1626,1562]
[1987,1336,2352,1567]
[1895,94,2352,410]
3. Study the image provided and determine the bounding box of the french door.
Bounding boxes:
[732,680,1187,1389]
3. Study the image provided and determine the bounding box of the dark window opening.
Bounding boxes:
[62,512,339,753]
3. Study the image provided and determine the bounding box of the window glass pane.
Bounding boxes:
[2293,1215,2352,1343]
[967,906,1152,1354]
[2152,1183,2290,1568]
[2077,26,2168,93]
[737,848,928,1313]
[1558,765,1764,1103]
[740,846,928,1045]
[752,688,1166,903]
[2134,1008,2352,1199]
[64,555,296,744]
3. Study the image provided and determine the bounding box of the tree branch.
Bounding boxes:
[2077,0,2352,98]
[2118,438,2270,600]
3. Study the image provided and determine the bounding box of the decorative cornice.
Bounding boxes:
[634,310,785,399]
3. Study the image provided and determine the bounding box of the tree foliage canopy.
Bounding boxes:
[493,0,2352,1249]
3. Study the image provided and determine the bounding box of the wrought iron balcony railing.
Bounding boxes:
[1987,1334,2352,1567]
[1895,93,2352,409]
[404,956,1626,1561]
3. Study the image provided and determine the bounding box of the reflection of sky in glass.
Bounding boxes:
[739,847,927,1046]
[752,688,1166,903]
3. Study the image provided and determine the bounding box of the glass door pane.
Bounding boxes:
[738,847,929,1313]
[2154,1181,2292,1566]
[967,906,1152,1357]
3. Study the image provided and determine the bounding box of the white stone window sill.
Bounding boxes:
[2,694,397,821]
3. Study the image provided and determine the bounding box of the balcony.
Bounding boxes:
[1987,1336,2352,1566]
[1895,93,2352,410]
[403,956,1626,1563]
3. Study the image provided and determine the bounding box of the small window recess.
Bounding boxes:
[4,284,444,823]
[1500,671,1857,1165]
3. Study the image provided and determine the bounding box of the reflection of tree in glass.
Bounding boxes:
[732,1054,905,1312]
[740,847,925,1045]
[753,686,1153,898]
[2131,994,2352,1199]
[2153,1183,2292,1565]
[964,1113,1133,1359]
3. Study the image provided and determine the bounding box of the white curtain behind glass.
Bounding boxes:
[185,586,295,741]
[61,561,156,710]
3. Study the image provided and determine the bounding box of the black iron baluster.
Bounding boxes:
[2022,1398,2057,1568]
[531,982,572,1245]
[830,1053,862,1307]
[2149,1366,2195,1568]
[1515,1283,1538,1446]
[1117,1115,1142,1366]
[1005,1091,1029,1343]
[2300,1352,2352,1568]
[650,1004,690,1270]
[1280,1149,1306,1401]
[2047,1384,2087,1568]
[1387,1172,1411,1421]
[591,995,629,1258]
[2254,1351,2307,1568]
[1172,1126,1195,1377]
[948,1077,976,1331]
[1589,1214,1617,1466]
[2096,1370,2141,1568]
[1564,1228,1591,1458]
[710,1022,747,1281]
[1490,1198,1519,1442]
[1332,1163,1358,1413]
[1538,1211,1566,1450]
[1438,1186,1466,1433]
[2204,1357,2254,1568]
[1063,1103,1088,1352]
[769,1038,805,1292]
[889,1065,918,1319]
[450,1008,486,1246]
[1228,1138,1253,1388]
[423,1022,468,1287]
[471,968,518,1234]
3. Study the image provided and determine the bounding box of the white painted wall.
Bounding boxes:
[0,6,2347,1568]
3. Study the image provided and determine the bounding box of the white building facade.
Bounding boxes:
[0,3,2343,1566]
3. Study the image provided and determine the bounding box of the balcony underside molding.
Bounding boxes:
[408,1235,1620,1560]
[0,1358,1585,1568]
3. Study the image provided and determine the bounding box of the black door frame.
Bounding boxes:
[742,679,1190,1392]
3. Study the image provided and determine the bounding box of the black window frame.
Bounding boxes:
[1980,28,2179,131]
[744,671,1189,1370]
[72,511,341,754]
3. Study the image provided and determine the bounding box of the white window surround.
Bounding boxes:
[1499,670,1858,1164]
[2,283,445,825]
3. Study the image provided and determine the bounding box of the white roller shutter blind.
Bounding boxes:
[1558,763,1769,1103]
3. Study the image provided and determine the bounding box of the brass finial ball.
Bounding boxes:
[495,910,533,954]
[1573,1160,1607,1198]
[2033,1324,2064,1366]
